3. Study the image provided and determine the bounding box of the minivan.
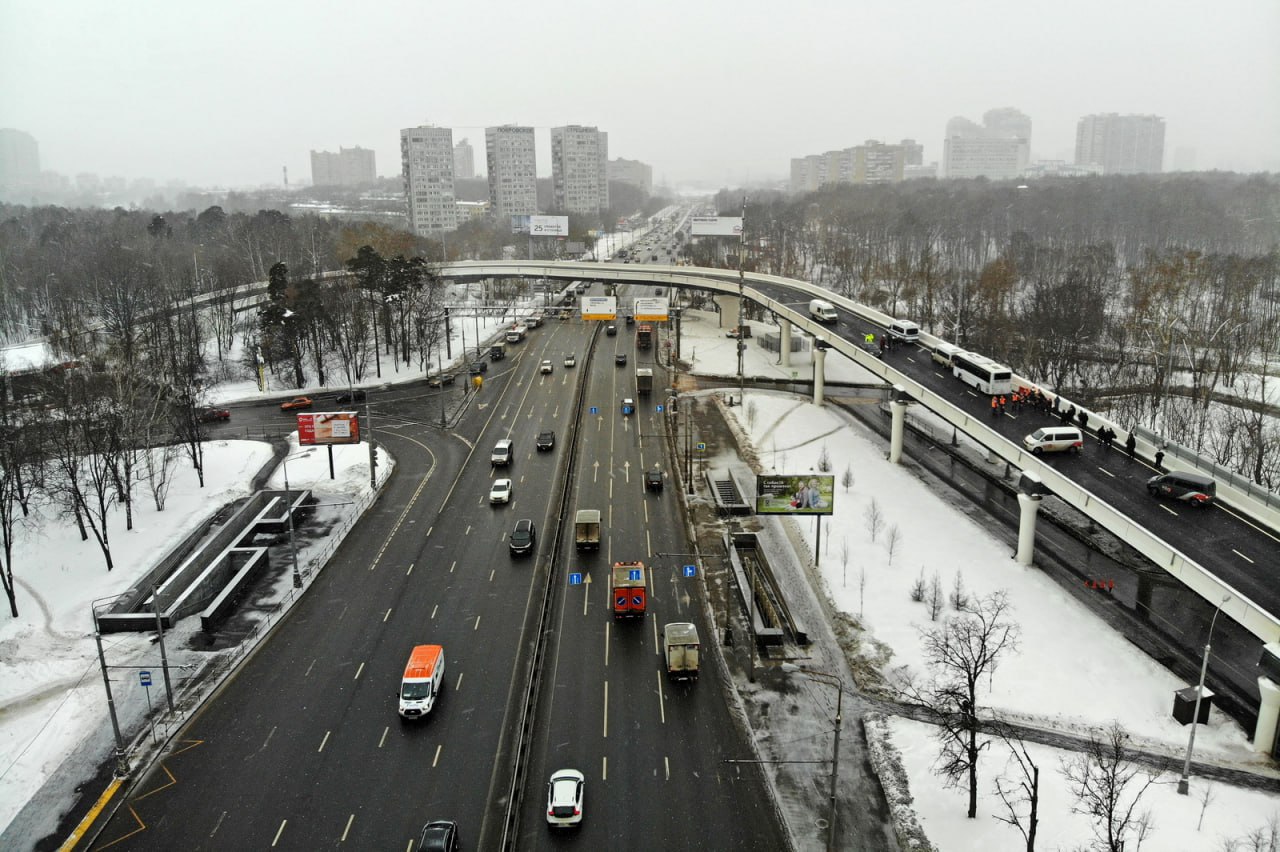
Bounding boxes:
[1023,426,1083,455]
[888,319,920,343]
[930,342,960,367]
[491,439,514,466]
[1147,471,1216,506]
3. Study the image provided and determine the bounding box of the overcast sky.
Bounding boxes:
[3,0,1278,190]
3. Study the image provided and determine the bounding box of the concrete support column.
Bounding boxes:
[780,321,792,368]
[1256,660,1280,756]
[889,399,907,464]
[813,347,826,406]
[1015,493,1042,565]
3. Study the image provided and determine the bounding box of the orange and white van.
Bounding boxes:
[398,644,445,719]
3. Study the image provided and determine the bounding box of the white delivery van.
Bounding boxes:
[1023,426,1084,455]
[808,299,839,323]
[888,319,920,342]
[930,342,960,367]
[398,644,445,719]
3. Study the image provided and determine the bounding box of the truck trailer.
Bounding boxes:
[636,368,653,395]
[636,324,653,349]
[574,509,601,551]
[663,623,700,680]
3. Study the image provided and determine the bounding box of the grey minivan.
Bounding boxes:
[1147,471,1216,506]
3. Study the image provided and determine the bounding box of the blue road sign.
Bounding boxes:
[589,406,599,415]
[696,442,706,451]
[628,569,642,581]
[569,572,583,585]
[683,564,697,577]
[139,670,152,687]
[656,404,664,413]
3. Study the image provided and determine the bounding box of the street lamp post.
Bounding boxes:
[1178,595,1231,794]
[783,665,843,851]
[282,450,315,589]
[91,596,131,777]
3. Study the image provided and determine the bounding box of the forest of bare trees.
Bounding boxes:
[695,174,1280,487]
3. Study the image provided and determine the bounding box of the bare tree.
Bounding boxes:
[927,571,945,621]
[950,571,969,611]
[841,464,853,492]
[1060,721,1162,852]
[899,591,1021,818]
[817,444,831,472]
[885,523,901,568]
[992,724,1041,852]
[864,498,884,542]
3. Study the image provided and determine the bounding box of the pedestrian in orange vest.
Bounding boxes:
[990,396,999,417]
[999,395,1007,412]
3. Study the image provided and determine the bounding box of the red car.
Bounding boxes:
[280,397,313,411]
[198,407,230,422]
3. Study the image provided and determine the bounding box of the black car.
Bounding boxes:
[197,407,230,423]
[509,519,536,556]
[469,360,488,375]
[605,324,617,336]
[624,314,635,325]
[645,470,664,491]
[615,353,627,366]
[334,389,367,404]
[417,820,458,852]
[536,430,556,451]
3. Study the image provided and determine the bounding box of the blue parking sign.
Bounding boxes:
[683,565,697,577]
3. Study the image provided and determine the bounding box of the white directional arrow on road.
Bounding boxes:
[593,460,600,483]
[623,461,630,483]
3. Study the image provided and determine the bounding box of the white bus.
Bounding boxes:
[951,351,1014,395]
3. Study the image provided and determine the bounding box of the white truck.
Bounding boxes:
[574,509,601,551]
[635,367,653,395]
[663,622,700,680]
[505,324,527,343]
[808,299,838,324]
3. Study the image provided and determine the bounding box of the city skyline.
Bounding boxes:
[2,0,1278,190]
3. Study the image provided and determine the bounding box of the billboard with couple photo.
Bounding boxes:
[755,474,835,516]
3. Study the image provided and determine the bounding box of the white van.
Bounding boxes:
[398,644,444,719]
[930,342,960,367]
[888,319,920,343]
[808,299,838,323]
[1023,427,1084,455]
[491,439,514,466]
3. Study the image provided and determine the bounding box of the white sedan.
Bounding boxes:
[540,360,553,374]
[489,478,512,504]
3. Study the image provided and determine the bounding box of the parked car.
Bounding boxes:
[615,353,627,366]
[427,372,456,388]
[546,769,585,827]
[417,820,458,852]
[197,407,230,423]
[563,354,577,367]
[536,430,556,451]
[540,360,553,374]
[280,397,313,411]
[334,389,367,404]
[509,519,536,556]
[489,478,512,504]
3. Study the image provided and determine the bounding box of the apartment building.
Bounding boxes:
[942,108,1031,179]
[454,138,475,180]
[1075,113,1165,174]
[551,125,609,215]
[486,125,538,220]
[399,126,458,236]
[608,158,652,195]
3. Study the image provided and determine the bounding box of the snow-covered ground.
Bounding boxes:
[2,253,1278,849]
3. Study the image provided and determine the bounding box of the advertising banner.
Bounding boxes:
[297,412,361,446]
[511,214,531,235]
[531,215,569,236]
[755,474,835,516]
[580,296,617,321]
[691,216,743,236]
[633,297,670,322]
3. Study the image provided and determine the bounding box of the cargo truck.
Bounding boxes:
[611,561,647,619]
[635,368,653,395]
[398,644,445,719]
[663,623,700,680]
[574,509,601,551]
[505,324,527,343]
[636,323,653,349]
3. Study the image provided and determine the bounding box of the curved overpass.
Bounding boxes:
[440,259,1280,648]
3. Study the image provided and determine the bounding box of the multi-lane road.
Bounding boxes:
[92,282,786,850]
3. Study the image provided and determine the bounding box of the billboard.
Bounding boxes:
[691,216,743,237]
[633,297,670,322]
[297,412,361,446]
[511,214,531,235]
[755,474,835,516]
[531,215,569,236]
[581,296,617,321]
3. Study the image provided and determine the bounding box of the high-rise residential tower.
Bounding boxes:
[310,146,376,187]
[400,126,458,236]
[0,129,40,198]
[485,125,538,220]
[942,108,1031,179]
[1075,114,1165,174]
[453,138,475,180]
[551,125,609,215]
